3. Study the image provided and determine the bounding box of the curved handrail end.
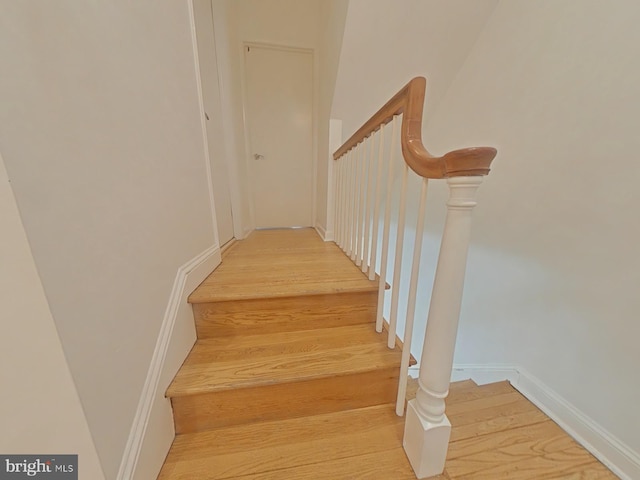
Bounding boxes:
[442,147,497,178]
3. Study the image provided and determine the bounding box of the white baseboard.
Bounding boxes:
[315,224,333,242]
[450,363,519,385]
[512,367,640,480]
[242,226,253,239]
[117,245,221,480]
[429,363,640,480]
[323,229,334,242]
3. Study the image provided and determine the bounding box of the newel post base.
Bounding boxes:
[403,399,452,478]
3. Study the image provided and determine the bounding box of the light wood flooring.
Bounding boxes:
[158,229,617,479]
[159,377,616,479]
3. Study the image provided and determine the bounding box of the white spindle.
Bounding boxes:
[395,177,429,416]
[355,141,366,266]
[347,147,356,257]
[368,123,385,281]
[362,132,376,274]
[335,158,340,246]
[403,176,483,479]
[350,144,361,261]
[376,115,399,334]
[340,152,350,250]
[387,162,409,349]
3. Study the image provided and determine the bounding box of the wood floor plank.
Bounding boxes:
[226,449,440,480]
[447,420,580,477]
[447,391,528,417]
[448,420,564,460]
[454,444,605,479]
[450,403,550,442]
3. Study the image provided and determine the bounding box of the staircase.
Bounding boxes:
[158,228,415,479]
[156,227,617,479]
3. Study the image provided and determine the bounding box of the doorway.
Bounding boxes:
[243,44,314,228]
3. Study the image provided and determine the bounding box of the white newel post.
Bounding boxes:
[403,176,483,479]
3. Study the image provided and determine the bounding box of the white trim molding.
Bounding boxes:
[443,364,640,480]
[315,224,328,241]
[117,245,221,480]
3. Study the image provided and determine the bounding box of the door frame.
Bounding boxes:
[239,41,318,230]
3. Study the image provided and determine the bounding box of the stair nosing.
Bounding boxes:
[188,284,379,305]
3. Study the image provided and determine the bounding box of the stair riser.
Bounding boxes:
[171,367,399,434]
[192,291,377,338]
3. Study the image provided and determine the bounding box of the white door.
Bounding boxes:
[244,45,313,228]
[193,0,234,245]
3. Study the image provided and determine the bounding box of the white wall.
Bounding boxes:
[0,153,105,479]
[332,0,499,140]
[0,2,217,477]
[315,0,350,238]
[424,0,640,456]
[211,0,252,238]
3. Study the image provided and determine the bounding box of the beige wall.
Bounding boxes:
[0,153,105,479]
[315,0,350,237]
[332,0,499,140]
[424,0,640,453]
[0,2,216,477]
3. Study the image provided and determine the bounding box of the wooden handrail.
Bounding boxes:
[333,77,497,178]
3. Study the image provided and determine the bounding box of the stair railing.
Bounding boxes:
[332,77,496,479]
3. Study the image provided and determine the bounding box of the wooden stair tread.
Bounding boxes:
[189,229,378,303]
[167,327,402,397]
[184,324,398,362]
[158,403,416,480]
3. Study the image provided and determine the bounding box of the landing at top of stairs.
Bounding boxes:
[188,228,378,303]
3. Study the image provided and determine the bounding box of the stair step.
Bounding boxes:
[167,324,404,433]
[158,404,416,480]
[181,324,397,363]
[192,291,377,338]
[167,324,399,396]
[188,228,378,304]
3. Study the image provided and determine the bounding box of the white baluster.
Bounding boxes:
[396,177,428,416]
[346,147,356,257]
[355,141,366,265]
[350,144,361,261]
[368,123,385,281]
[403,176,483,479]
[362,132,376,274]
[388,162,409,349]
[340,152,350,251]
[339,154,348,250]
[334,157,341,248]
[376,115,399,334]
